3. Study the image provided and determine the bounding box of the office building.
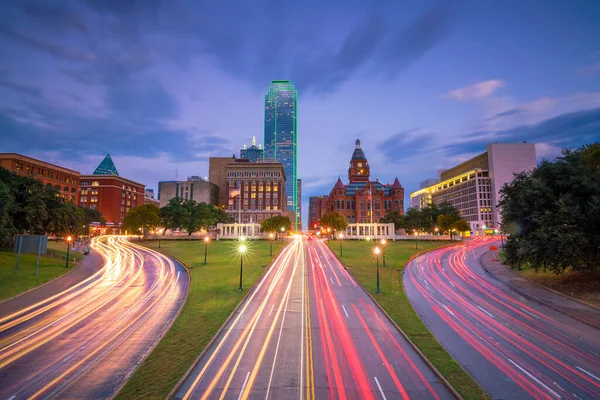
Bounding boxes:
[410,142,537,233]
[326,139,405,223]
[309,195,329,229]
[144,189,160,207]
[79,155,144,232]
[209,156,235,208]
[264,80,298,227]
[240,136,264,162]
[0,153,80,202]
[225,159,287,224]
[158,176,218,208]
[297,179,302,230]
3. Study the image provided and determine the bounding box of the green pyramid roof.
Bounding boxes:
[93,154,119,176]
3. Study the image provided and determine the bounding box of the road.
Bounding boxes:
[176,236,454,400]
[0,235,189,400]
[404,237,600,400]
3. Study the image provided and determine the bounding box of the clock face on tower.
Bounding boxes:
[357,162,363,167]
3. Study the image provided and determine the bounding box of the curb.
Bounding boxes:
[479,251,600,330]
[165,242,288,400]
[325,242,464,400]
[113,242,192,399]
[0,251,96,308]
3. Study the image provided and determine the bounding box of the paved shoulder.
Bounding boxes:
[480,251,600,329]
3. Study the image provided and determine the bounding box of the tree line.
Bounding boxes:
[499,143,600,274]
[0,167,104,246]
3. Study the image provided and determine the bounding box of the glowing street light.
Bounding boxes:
[413,229,418,250]
[269,232,274,256]
[280,226,285,241]
[65,235,73,268]
[338,232,344,257]
[238,243,247,291]
[374,246,381,294]
[380,238,387,268]
[434,227,439,235]
[203,236,210,265]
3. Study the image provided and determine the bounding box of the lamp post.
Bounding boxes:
[339,233,344,257]
[380,238,387,268]
[374,246,381,294]
[269,233,274,256]
[238,242,247,291]
[413,230,418,250]
[203,236,210,265]
[65,235,72,268]
[280,226,285,241]
[434,227,439,236]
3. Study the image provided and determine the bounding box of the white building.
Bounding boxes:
[410,143,536,234]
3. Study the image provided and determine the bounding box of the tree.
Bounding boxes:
[380,209,405,230]
[403,208,423,233]
[160,198,190,233]
[0,180,15,245]
[80,207,106,235]
[320,212,348,232]
[499,143,600,273]
[123,204,161,238]
[47,201,84,237]
[261,215,292,233]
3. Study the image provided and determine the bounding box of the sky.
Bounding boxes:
[1,0,599,228]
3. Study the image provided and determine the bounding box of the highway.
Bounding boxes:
[176,236,454,399]
[404,237,600,400]
[0,236,189,399]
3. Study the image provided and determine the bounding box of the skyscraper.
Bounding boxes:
[240,136,264,162]
[264,80,298,227]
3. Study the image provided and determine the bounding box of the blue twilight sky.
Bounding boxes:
[0,0,599,228]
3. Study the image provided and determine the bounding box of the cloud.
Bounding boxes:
[0,79,43,96]
[22,3,87,33]
[447,79,504,101]
[492,108,522,119]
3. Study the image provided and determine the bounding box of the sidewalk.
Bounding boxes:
[0,251,104,319]
[480,251,600,330]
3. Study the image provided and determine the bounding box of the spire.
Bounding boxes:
[93,154,119,176]
[252,136,256,146]
[392,177,403,189]
[356,138,361,148]
[333,177,345,189]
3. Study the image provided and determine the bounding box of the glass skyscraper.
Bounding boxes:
[264,80,298,227]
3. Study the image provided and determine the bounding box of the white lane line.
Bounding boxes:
[342,305,349,318]
[374,377,387,400]
[477,305,494,318]
[443,304,455,317]
[577,366,600,383]
[238,372,250,400]
[508,359,561,398]
[269,304,274,317]
[330,277,334,284]
[520,307,539,319]
[8,396,16,400]
[448,281,456,288]
[423,279,429,286]
[176,270,180,283]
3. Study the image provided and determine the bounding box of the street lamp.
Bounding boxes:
[203,236,210,265]
[374,246,381,294]
[380,238,387,268]
[280,226,285,241]
[413,230,418,250]
[238,243,247,291]
[269,232,274,256]
[65,235,73,268]
[338,232,344,257]
[434,227,439,236]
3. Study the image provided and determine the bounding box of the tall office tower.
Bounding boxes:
[264,80,298,227]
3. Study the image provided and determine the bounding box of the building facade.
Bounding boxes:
[79,154,145,232]
[326,140,405,224]
[297,179,302,230]
[240,136,264,162]
[144,189,160,207]
[158,176,218,208]
[209,156,235,208]
[0,153,80,202]
[410,142,537,233]
[225,159,287,224]
[264,80,298,227]
[309,195,329,229]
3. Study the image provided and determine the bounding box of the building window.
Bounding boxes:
[92,181,99,186]
[80,196,87,202]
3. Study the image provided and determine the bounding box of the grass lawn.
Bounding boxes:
[520,268,600,308]
[0,250,73,300]
[116,239,284,400]
[46,240,84,261]
[327,239,489,400]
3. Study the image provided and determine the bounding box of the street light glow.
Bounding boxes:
[281,227,285,232]
[339,233,344,239]
[239,244,247,253]
[67,236,72,242]
[374,246,381,255]
[204,237,210,243]
[269,233,274,239]
[380,238,387,245]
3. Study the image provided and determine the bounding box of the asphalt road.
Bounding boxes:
[176,236,454,400]
[404,237,600,400]
[0,235,189,400]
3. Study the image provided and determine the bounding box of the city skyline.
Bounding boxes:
[0,1,599,228]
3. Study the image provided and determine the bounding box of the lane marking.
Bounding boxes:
[508,359,561,398]
[476,306,494,318]
[342,305,349,318]
[330,277,334,284]
[442,304,455,317]
[237,372,250,400]
[269,305,274,317]
[374,377,387,400]
[576,366,600,383]
[520,307,539,319]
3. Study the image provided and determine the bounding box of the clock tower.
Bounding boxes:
[348,139,370,182]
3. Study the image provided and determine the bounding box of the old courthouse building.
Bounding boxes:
[327,139,405,223]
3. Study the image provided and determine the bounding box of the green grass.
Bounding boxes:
[46,240,84,261]
[116,239,284,400]
[0,250,73,300]
[328,239,489,400]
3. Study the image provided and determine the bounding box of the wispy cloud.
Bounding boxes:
[447,79,504,101]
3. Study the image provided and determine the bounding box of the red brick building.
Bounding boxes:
[327,139,405,223]
[0,153,80,202]
[78,155,145,233]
